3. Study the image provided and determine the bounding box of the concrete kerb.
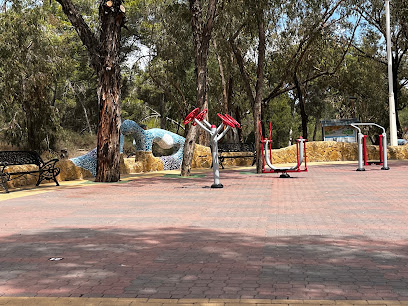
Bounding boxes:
[1,298,408,306]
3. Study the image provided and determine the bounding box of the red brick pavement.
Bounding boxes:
[1,161,408,301]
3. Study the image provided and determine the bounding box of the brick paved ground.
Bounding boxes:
[1,161,408,303]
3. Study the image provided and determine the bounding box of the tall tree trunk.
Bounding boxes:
[227,76,234,111]
[393,56,402,132]
[181,59,207,176]
[24,102,38,151]
[235,106,242,143]
[198,92,210,146]
[214,40,229,114]
[231,5,265,173]
[214,41,238,144]
[253,8,266,173]
[294,73,308,140]
[181,0,218,176]
[313,117,319,141]
[56,0,125,182]
[95,0,123,182]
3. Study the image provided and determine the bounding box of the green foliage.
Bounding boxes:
[0,1,62,151]
[335,51,388,124]
[128,0,196,129]
[2,0,408,154]
[264,95,294,148]
[0,0,101,151]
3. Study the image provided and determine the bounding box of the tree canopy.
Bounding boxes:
[1,0,407,173]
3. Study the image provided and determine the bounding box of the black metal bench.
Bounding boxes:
[217,143,256,169]
[0,151,60,193]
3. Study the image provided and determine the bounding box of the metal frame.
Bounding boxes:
[193,118,233,188]
[0,151,60,193]
[259,122,307,178]
[350,123,389,171]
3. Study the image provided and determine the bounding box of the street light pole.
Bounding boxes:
[386,0,398,146]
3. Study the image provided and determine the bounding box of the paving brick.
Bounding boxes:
[2,163,408,303]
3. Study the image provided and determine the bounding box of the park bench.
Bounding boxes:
[217,143,256,169]
[0,151,60,193]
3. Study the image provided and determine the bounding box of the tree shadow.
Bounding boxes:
[1,227,408,300]
[310,160,408,171]
[58,170,268,190]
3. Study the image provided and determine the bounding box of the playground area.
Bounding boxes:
[1,161,408,305]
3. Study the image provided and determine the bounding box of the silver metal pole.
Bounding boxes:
[381,132,390,170]
[386,0,398,146]
[298,138,305,165]
[357,132,365,171]
[210,126,223,188]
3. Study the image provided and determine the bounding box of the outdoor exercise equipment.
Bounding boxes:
[259,121,307,178]
[350,123,389,171]
[184,108,241,188]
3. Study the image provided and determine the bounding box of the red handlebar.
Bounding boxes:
[224,114,241,129]
[183,108,200,125]
[217,113,235,128]
[193,109,208,126]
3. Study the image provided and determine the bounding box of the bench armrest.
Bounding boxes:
[41,158,59,169]
[0,162,8,173]
[37,158,60,186]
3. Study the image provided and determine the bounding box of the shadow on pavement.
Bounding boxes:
[1,227,408,300]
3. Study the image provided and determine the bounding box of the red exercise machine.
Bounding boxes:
[259,121,308,178]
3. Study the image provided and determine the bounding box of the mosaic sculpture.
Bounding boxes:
[70,120,186,176]
[121,119,186,170]
[70,148,98,176]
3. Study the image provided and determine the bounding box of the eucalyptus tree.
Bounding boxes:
[0,1,62,151]
[54,0,129,182]
[355,0,408,132]
[46,0,99,135]
[395,0,408,39]
[180,0,219,176]
[135,0,196,131]
[334,49,389,124]
[215,0,269,172]
[215,0,358,171]
[288,11,361,139]
[263,0,360,102]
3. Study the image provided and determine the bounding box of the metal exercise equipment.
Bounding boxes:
[350,123,389,171]
[259,122,307,178]
[184,108,241,188]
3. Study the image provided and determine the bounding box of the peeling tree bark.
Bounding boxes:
[95,0,123,182]
[56,0,124,182]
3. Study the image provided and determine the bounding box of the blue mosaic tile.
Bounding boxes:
[70,148,98,177]
[71,120,186,176]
